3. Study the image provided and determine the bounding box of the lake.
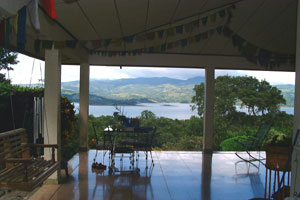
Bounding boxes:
[73,103,294,120]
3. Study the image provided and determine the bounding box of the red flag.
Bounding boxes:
[43,0,57,19]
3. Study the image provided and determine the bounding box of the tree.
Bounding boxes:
[191,75,286,117]
[140,110,156,120]
[0,47,18,71]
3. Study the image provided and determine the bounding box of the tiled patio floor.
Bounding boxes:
[30,150,268,200]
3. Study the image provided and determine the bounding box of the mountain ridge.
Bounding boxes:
[16,76,295,106]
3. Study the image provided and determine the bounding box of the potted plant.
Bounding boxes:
[264,133,291,171]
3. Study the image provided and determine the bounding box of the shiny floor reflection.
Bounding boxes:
[45,151,267,200]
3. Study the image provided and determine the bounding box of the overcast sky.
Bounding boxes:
[0,54,296,85]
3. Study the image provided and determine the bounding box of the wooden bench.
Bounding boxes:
[0,128,59,191]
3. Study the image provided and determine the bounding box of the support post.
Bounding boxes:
[291,1,300,196]
[79,63,90,151]
[203,67,215,153]
[44,48,61,183]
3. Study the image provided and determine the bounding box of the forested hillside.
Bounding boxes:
[21,76,295,106]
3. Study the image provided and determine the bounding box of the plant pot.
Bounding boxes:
[264,145,291,171]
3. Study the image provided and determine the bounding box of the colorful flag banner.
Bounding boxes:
[157,30,164,39]
[42,40,53,49]
[176,25,183,34]
[195,34,201,42]
[103,39,111,48]
[17,6,27,52]
[219,9,226,18]
[201,16,208,26]
[124,35,134,43]
[34,39,41,53]
[43,0,57,19]
[216,26,223,34]
[66,40,77,48]
[28,0,40,30]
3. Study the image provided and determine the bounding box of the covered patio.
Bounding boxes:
[1,0,300,199]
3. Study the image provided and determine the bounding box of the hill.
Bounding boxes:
[61,76,205,105]
[18,77,295,106]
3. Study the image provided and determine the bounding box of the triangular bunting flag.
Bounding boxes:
[158,30,164,39]
[124,35,134,43]
[42,0,57,19]
[216,26,223,34]
[195,34,201,42]
[17,6,27,52]
[34,39,41,53]
[103,39,111,48]
[28,0,40,30]
[66,40,77,48]
[42,40,53,49]
[219,9,226,18]
[161,44,166,52]
[176,25,183,34]
[201,16,208,26]
[181,39,187,47]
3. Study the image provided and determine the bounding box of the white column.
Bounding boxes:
[44,48,61,183]
[203,67,215,153]
[292,1,300,196]
[79,63,90,151]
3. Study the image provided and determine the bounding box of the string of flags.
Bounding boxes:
[87,4,235,50]
[0,0,56,52]
[223,26,295,68]
[32,4,234,53]
[0,1,294,68]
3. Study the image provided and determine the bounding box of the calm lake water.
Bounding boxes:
[73,103,294,120]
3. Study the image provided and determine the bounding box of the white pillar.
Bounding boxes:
[203,67,215,153]
[44,48,61,183]
[79,63,90,151]
[292,1,300,196]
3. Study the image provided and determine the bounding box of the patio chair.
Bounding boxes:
[235,122,272,164]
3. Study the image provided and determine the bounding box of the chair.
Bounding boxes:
[235,122,272,164]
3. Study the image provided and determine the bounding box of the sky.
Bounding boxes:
[0,54,296,85]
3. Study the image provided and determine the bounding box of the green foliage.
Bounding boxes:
[0,81,43,133]
[61,97,78,161]
[0,47,18,71]
[265,131,291,147]
[220,136,249,151]
[140,110,156,120]
[192,75,285,117]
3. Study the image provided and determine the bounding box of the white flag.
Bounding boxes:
[28,0,40,30]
